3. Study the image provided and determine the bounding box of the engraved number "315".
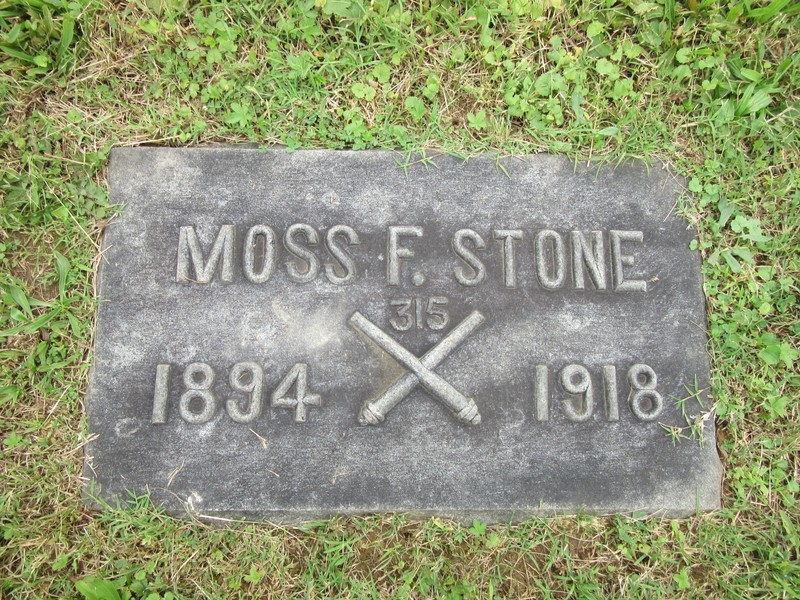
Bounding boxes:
[390,296,449,331]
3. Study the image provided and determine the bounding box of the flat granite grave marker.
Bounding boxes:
[85,147,721,521]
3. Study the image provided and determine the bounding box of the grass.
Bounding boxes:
[1,0,798,597]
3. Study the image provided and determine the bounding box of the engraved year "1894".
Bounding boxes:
[151,362,322,425]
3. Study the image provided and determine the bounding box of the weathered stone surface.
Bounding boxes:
[85,147,721,521]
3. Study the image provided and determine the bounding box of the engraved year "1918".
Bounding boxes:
[534,363,664,422]
[151,362,322,425]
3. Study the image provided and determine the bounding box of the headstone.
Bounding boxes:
[85,147,721,521]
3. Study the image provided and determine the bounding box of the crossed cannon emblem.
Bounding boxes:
[349,310,485,425]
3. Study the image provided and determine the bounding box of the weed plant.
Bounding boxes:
[1,0,798,597]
